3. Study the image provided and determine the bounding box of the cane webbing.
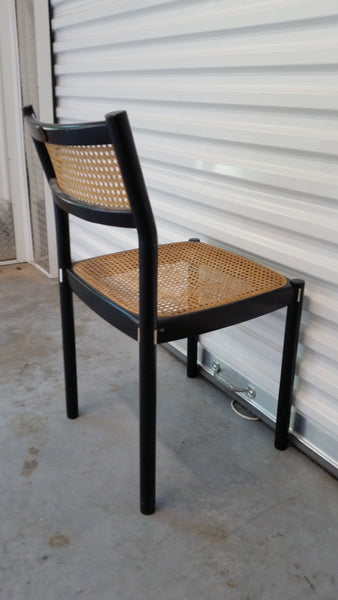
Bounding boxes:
[46,143,130,210]
[73,242,287,317]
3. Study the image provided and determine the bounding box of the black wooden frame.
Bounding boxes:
[23,105,304,514]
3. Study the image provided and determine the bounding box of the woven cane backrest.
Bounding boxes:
[46,143,130,210]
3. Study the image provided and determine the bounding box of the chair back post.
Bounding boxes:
[23,107,72,271]
[105,111,158,514]
[22,106,56,182]
[105,111,158,336]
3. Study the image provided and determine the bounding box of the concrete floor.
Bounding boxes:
[0,263,337,600]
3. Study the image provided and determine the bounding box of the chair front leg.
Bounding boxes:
[58,278,78,419]
[139,329,157,515]
[54,204,78,420]
[186,238,200,379]
[275,279,304,450]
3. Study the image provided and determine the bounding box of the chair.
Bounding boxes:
[23,106,304,514]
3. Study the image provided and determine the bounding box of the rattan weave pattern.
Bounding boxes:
[46,143,131,210]
[73,242,287,317]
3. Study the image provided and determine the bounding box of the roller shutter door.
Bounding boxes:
[50,0,338,473]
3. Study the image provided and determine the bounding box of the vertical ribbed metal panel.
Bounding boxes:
[50,0,338,471]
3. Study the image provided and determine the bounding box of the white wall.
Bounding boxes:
[0,62,11,202]
[0,0,32,264]
[49,0,338,472]
[0,66,10,200]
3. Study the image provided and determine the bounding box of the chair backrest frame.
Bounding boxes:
[23,106,158,336]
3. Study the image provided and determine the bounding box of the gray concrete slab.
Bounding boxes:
[0,263,337,600]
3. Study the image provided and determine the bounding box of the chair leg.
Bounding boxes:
[187,335,199,378]
[139,333,157,515]
[187,237,200,379]
[275,279,304,450]
[54,205,78,419]
[59,278,78,419]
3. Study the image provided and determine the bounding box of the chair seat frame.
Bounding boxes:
[23,105,304,515]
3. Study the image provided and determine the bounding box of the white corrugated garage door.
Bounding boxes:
[49,0,338,474]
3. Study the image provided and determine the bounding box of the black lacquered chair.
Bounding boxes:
[23,106,304,514]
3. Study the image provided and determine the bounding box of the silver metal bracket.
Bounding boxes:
[210,361,256,399]
[137,328,158,345]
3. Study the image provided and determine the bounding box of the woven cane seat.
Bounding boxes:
[73,241,287,317]
[46,143,130,210]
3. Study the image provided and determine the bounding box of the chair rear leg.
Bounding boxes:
[54,204,78,419]
[187,335,199,378]
[59,276,78,419]
[275,279,304,450]
[139,332,157,515]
